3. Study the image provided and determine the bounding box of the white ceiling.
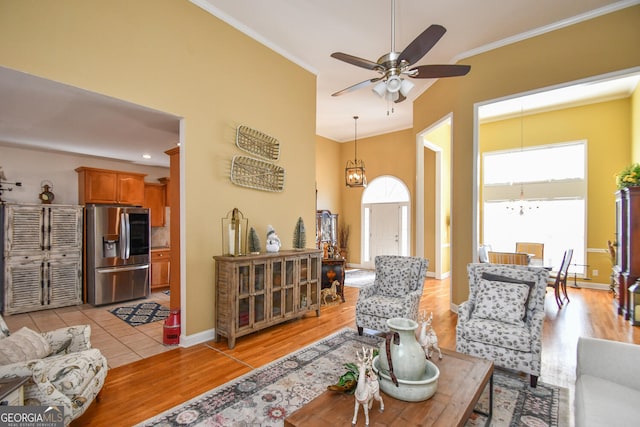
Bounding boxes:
[0,0,637,168]
[196,0,638,141]
[0,67,181,168]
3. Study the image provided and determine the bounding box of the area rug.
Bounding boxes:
[136,328,568,427]
[344,269,375,288]
[108,302,170,327]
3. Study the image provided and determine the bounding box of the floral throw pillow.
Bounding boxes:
[472,279,530,326]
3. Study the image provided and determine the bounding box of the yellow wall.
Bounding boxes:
[633,83,640,163]
[424,122,452,276]
[423,148,436,268]
[339,128,415,265]
[480,98,631,281]
[413,6,640,304]
[0,0,317,336]
[315,135,342,214]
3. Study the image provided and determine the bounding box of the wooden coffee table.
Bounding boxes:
[284,348,493,427]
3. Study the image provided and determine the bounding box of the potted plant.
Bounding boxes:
[616,163,640,189]
[292,217,306,250]
[339,224,350,262]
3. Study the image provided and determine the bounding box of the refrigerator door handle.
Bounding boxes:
[120,212,130,260]
[96,264,149,273]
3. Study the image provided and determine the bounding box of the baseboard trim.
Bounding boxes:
[180,328,216,348]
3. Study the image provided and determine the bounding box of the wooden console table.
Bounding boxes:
[213,249,322,348]
[321,258,345,302]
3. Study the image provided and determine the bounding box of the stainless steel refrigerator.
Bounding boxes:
[85,204,150,305]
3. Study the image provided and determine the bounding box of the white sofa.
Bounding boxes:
[575,337,640,427]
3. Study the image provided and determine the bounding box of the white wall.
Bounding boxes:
[0,144,169,206]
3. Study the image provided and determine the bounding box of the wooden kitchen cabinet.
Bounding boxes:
[213,249,322,349]
[76,166,146,206]
[144,183,166,226]
[151,248,170,291]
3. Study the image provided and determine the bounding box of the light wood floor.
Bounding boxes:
[63,278,640,425]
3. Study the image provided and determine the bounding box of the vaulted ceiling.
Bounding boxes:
[0,0,636,167]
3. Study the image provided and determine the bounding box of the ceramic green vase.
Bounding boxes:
[378,317,427,382]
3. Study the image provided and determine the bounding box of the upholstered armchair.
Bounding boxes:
[456,263,549,387]
[356,255,429,335]
[0,314,107,426]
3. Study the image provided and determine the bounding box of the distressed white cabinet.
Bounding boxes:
[1,204,83,314]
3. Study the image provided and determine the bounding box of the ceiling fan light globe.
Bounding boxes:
[399,79,415,96]
[372,81,387,97]
[386,75,402,93]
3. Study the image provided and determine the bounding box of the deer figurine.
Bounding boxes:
[352,347,384,426]
[416,310,443,360]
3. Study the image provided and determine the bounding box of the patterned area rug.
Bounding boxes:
[136,328,568,427]
[108,302,170,327]
[344,269,375,288]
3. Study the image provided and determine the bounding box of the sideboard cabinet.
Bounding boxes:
[213,249,322,348]
[1,204,83,314]
[615,187,640,319]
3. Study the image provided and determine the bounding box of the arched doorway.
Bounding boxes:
[362,176,410,269]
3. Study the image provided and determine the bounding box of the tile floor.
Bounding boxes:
[2,292,174,369]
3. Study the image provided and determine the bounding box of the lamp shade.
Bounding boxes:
[400,79,415,96]
[386,75,402,93]
[372,81,387,97]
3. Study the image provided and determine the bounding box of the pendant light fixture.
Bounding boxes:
[507,106,538,215]
[345,116,367,188]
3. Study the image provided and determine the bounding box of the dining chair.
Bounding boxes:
[515,242,544,264]
[478,244,492,263]
[547,249,573,308]
[487,251,529,265]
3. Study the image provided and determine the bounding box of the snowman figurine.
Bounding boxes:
[265,225,281,253]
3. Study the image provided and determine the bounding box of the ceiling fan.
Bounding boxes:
[331,0,470,103]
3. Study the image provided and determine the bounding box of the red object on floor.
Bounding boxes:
[163,310,180,345]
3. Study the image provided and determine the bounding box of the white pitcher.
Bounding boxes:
[378,317,427,384]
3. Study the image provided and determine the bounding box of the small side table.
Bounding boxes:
[321,258,345,302]
[0,376,29,406]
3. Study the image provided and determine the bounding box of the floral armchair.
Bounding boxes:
[0,314,107,426]
[356,255,429,335]
[456,263,549,387]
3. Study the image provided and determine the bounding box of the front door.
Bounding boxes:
[369,203,401,259]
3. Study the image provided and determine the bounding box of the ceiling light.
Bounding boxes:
[142,154,151,159]
[372,81,387,98]
[400,79,415,96]
[386,75,402,93]
[345,116,367,188]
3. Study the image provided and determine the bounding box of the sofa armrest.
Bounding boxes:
[43,324,92,354]
[0,361,40,379]
[577,337,640,392]
[357,284,377,300]
[457,300,474,322]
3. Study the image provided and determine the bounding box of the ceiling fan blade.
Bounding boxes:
[397,24,447,65]
[331,52,383,71]
[332,78,382,97]
[394,93,407,103]
[408,64,471,79]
